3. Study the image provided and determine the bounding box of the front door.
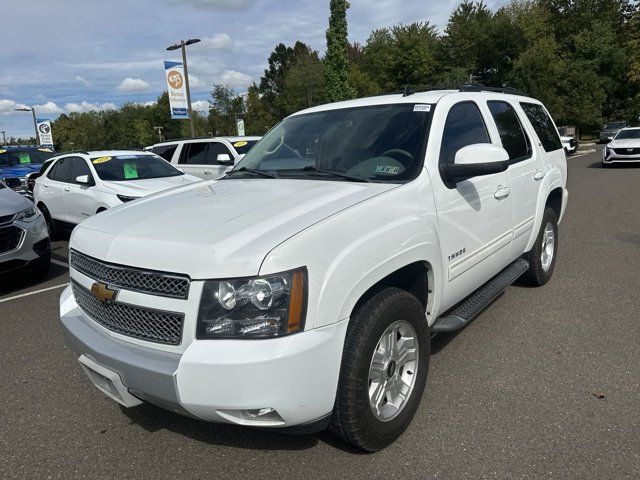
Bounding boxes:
[430,100,514,311]
[63,157,97,225]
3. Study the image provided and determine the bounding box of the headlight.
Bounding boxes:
[197,268,307,339]
[117,194,140,203]
[15,206,39,222]
[605,147,613,157]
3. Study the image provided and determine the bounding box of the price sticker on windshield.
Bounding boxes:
[413,105,431,112]
[233,141,248,148]
[92,156,112,164]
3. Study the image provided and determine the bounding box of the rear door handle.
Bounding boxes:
[533,169,545,181]
[494,186,510,199]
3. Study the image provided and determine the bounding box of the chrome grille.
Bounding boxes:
[0,226,23,254]
[70,250,190,299]
[613,147,640,155]
[72,281,184,345]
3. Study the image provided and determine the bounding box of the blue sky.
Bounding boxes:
[1,0,506,138]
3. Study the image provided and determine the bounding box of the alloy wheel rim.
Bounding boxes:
[368,319,419,422]
[541,221,555,271]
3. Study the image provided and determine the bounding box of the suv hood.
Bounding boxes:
[72,179,397,278]
[0,186,31,215]
[100,173,200,197]
[609,139,640,148]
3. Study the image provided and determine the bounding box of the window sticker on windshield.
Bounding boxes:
[18,152,31,164]
[92,156,112,164]
[0,149,6,154]
[375,165,400,175]
[233,141,248,148]
[123,162,139,179]
[413,105,431,112]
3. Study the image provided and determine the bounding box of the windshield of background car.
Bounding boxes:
[0,149,56,166]
[605,122,625,130]
[231,140,259,155]
[90,154,183,181]
[614,129,640,140]
[232,104,432,182]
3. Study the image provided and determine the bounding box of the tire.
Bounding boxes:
[329,287,429,451]
[521,207,558,286]
[39,204,57,241]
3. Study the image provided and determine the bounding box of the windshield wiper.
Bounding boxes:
[224,167,279,179]
[281,166,371,183]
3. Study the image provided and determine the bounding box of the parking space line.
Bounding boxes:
[0,283,68,304]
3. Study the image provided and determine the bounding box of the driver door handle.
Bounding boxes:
[494,185,510,199]
[533,169,545,181]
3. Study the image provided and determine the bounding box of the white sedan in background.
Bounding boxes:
[602,127,640,167]
[34,150,200,236]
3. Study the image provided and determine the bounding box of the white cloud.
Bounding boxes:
[200,33,234,51]
[170,0,252,10]
[132,100,157,107]
[33,101,65,114]
[0,99,29,114]
[64,101,117,113]
[218,70,252,88]
[191,100,210,113]
[75,75,92,87]
[118,77,151,92]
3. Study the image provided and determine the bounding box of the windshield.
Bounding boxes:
[0,149,56,166]
[231,104,431,182]
[605,122,626,130]
[614,129,640,140]
[90,154,183,181]
[231,140,259,155]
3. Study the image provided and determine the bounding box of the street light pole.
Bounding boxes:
[167,38,200,138]
[15,107,39,145]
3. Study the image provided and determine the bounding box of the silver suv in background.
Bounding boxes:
[148,136,261,180]
[0,180,50,277]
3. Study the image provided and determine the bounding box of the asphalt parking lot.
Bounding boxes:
[1,146,638,479]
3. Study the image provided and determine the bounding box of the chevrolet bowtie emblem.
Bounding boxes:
[91,282,118,304]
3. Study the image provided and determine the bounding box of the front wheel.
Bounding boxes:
[329,287,429,451]
[521,207,559,286]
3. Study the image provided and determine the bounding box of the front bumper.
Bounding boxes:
[59,285,348,428]
[603,152,640,164]
[0,214,50,274]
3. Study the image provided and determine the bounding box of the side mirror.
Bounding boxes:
[76,175,93,185]
[441,144,510,186]
[217,153,233,164]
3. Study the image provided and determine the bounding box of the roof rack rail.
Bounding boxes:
[59,150,89,155]
[459,83,528,96]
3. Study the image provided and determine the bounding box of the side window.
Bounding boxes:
[487,101,531,162]
[48,157,72,182]
[439,102,491,164]
[69,157,91,183]
[520,102,562,152]
[153,144,178,162]
[180,142,233,165]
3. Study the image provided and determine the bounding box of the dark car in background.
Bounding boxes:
[599,121,627,143]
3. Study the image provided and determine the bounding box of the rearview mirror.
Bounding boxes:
[217,153,233,164]
[76,175,93,185]
[441,144,510,187]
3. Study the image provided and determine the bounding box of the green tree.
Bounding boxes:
[325,0,354,101]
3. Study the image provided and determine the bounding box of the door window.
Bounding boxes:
[152,144,178,161]
[487,101,531,162]
[180,142,233,165]
[47,157,73,182]
[69,157,92,184]
[439,102,491,164]
[520,102,562,152]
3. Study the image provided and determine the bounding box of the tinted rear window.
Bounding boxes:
[488,101,531,161]
[152,144,178,161]
[520,103,562,152]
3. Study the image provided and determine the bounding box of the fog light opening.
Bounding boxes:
[242,407,283,422]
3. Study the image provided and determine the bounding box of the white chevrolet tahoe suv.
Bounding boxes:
[59,87,568,451]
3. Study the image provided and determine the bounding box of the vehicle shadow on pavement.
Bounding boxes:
[119,403,367,454]
[588,161,639,169]
[0,262,68,295]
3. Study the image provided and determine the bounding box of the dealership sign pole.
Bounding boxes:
[36,119,54,148]
[165,38,200,138]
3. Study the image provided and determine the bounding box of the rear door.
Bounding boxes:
[63,157,98,225]
[486,100,542,257]
[40,156,73,222]
[177,141,234,179]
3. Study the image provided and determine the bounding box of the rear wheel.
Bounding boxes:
[521,207,558,286]
[39,204,57,241]
[329,287,429,451]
